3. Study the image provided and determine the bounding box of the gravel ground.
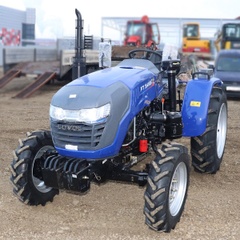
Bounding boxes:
[0,72,240,240]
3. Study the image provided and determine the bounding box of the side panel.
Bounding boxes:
[182,78,222,137]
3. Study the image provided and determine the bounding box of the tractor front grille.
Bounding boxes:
[51,121,106,150]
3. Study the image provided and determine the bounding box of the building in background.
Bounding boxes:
[0,5,35,46]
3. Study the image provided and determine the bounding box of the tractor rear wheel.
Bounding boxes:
[144,142,190,232]
[191,86,227,173]
[10,130,59,206]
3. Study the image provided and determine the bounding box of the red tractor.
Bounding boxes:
[123,15,160,47]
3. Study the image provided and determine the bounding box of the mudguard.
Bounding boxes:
[182,77,222,137]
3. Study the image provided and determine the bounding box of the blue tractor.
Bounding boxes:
[10,47,228,232]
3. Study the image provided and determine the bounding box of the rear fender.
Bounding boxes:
[182,78,222,137]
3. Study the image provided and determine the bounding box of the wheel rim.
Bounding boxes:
[169,161,188,216]
[217,103,227,159]
[32,145,54,193]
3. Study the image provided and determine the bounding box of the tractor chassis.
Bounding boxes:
[41,151,149,194]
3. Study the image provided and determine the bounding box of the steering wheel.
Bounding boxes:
[128,48,162,66]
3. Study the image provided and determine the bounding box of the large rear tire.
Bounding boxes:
[10,130,59,206]
[191,87,228,173]
[144,142,190,232]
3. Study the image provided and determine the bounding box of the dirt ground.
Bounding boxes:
[0,71,240,240]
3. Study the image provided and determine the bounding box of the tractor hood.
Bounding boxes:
[51,61,157,110]
[49,60,160,159]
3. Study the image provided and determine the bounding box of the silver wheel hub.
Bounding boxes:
[32,145,54,193]
[169,161,188,216]
[217,103,227,159]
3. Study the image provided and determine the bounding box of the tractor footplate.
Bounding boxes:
[42,155,90,193]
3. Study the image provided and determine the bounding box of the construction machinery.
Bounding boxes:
[111,16,161,61]
[123,15,160,47]
[214,22,240,52]
[181,22,213,59]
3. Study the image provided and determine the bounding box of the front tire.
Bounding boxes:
[191,87,228,173]
[144,142,190,232]
[10,130,59,206]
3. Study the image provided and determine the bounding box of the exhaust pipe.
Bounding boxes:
[72,8,86,80]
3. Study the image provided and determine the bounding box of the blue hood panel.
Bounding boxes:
[68,66,150,90]
[50,61,164,159]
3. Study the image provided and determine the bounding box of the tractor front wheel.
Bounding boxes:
[10,130,59,206]
[144,142,190,232]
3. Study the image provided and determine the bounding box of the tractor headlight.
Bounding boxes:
[50,103,111,123]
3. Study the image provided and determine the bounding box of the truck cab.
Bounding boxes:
[124,15,160,46]
[221,23,240,49]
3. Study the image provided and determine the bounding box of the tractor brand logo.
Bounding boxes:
[57,124,83,131]
[140,79,154,92]
[190,101,201,107]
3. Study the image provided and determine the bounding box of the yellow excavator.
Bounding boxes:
[181,22,213,59]
[214,22,240,52]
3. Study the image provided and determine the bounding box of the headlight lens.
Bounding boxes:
[50,103,110,123]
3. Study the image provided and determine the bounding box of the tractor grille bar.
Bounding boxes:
[51,121,106,150]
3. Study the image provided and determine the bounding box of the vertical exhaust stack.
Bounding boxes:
[72,9,86,80]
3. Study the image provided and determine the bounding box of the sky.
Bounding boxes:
[0,0,239,40]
